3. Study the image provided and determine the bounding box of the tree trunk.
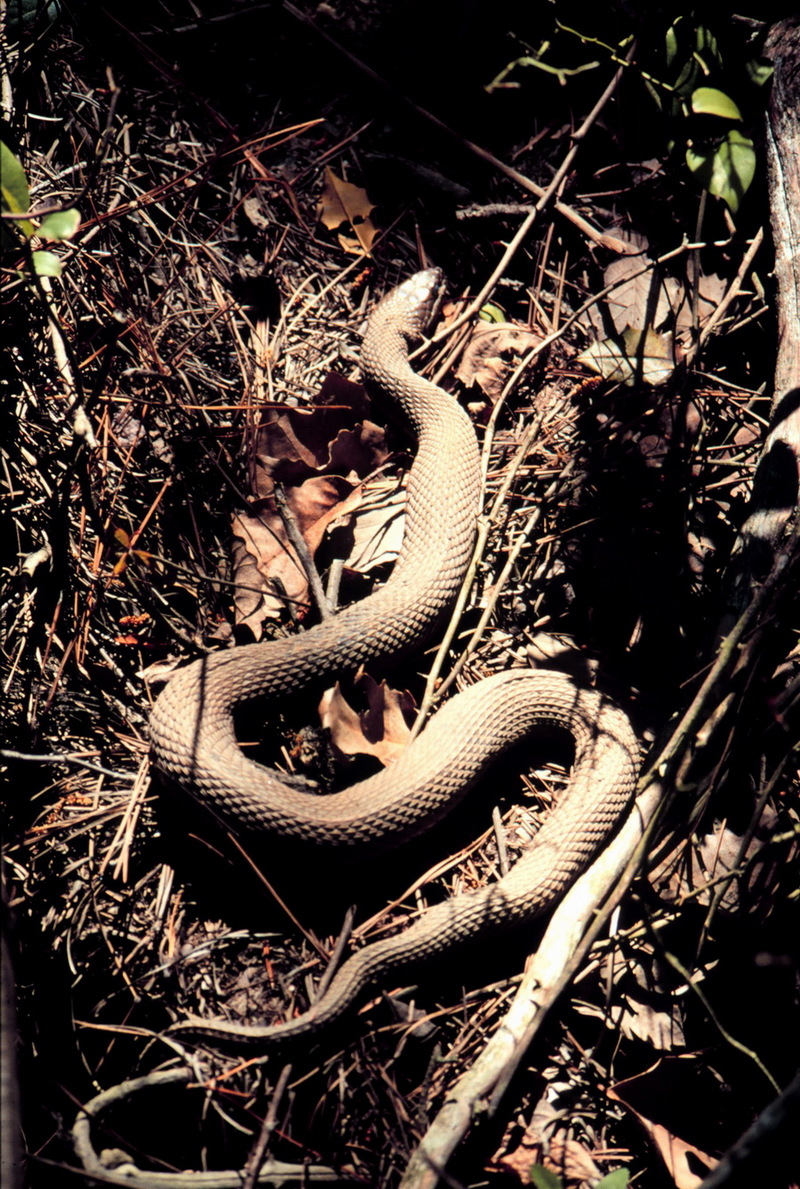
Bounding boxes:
[723,17,800,620]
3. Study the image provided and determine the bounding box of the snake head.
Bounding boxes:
[373,267,446,344]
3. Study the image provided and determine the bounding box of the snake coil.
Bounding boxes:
[150,270,639,1047]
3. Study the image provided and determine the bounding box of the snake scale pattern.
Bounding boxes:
[149,269,639,1047]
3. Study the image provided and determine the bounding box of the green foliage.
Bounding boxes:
[5,0,61,43]
[659,15,768,213]
[529,1164,630,1188]
[485,10,771,216]
[37,209,81,240]
[529,1165,563,1189]
[691,87,742,121]
[0,140,80,276]
[486,45,600,91]
[686,128,756,214]
[31,249,63,276]
[597,1170,631,1189]
[1,141,34,241]
[478,300,507,323]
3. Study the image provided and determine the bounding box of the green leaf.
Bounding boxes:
[1,141,34,240]
[37,208,80,240]
[596,1170,630,1189]
[32,249,62,276]
[691,87,742,120]
[694,25,722,72]
[673,56,700,98]
[478,301,507,323]
[686,129,756,213]
[529,1165,563,1189]
[5,0,61,41]
[665,18,681,68]
[746,58,773,88]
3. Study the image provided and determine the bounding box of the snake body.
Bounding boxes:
[150,269,639,1047]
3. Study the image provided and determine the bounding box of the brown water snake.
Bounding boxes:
[149,269,640,1047]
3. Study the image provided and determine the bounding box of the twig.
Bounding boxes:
[313,905,356,1002]
[397,781,662,1189]
[698,1070,800,1188]
[241,1063,294,1189]
[413,449,576,736]
[456,202,534,219]
[425,40,638,356]
[71,1064,342,1186]
[399,531,800,1187]
[282,1,632,256]
[409,411,547,737]
[274,483,333,621]
[227,833,330,960]
[0,748,137,783]
[683,226,765,368]
[490,807,510,878]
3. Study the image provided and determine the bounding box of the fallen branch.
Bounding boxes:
[397,780,662,1189]
[71,1065,344,1187]
[399,524,800,1187]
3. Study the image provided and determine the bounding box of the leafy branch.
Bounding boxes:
[1,139,79,274]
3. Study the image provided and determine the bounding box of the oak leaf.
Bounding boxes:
[317,167,378,255]
[319,675,415,766]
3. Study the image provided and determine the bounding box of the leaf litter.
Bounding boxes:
[2,9,797,1189]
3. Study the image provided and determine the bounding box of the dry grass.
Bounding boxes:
[2,5,798,1188]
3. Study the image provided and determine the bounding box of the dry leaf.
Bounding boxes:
[651,802,784,912]
[231,389,392,633]
[575,995,686,1050]
[618,995,686,1050]
[576,328,675,387]
[319,675,415,766]
[603,247,682,336]
[456,321,544,403]
[317,167,378,255]
[489,1094,605,1184]
[232,475,360,632]
[343,476,407,573]
[609,1057,720,1187]
[591,229,728,345]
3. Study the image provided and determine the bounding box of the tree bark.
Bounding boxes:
[723,18,800,620]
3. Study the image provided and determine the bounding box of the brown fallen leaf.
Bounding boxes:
[456,320,544,404]
[608,1056,721,1187]
[590,228,727,345]
[317,167,378,255]
[489,1093,607,1184]
[576,327,675,387]
[319,675,415,766]
[232,474,361,633]
[231,383,395,634]
[650,802,785,913]
[248,398,388,497]
[343,475,407,573]
[575,991,686,1051]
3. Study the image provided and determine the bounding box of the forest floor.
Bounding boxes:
[2,4,798,1189]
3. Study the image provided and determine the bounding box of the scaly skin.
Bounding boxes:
[150,270,639,1048]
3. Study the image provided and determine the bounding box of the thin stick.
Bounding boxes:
[274,483,332,620]
[241,1063,294,1189]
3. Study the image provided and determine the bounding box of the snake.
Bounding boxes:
[149,268,640,1048]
